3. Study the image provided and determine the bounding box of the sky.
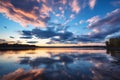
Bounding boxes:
[0,0,120,46]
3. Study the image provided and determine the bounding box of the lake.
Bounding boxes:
[0,48,120,80]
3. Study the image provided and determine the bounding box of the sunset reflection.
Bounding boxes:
[0,48,120,80]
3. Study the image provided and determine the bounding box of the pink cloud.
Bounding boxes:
[0,0,52,27]
[40,4,52,17]
[89,0,96,9]
[0,0,98,28]
[70,0,80,13]
[61,0,67,5]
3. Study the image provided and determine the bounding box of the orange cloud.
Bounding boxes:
[0,0,52,27]
[40,4,52,17]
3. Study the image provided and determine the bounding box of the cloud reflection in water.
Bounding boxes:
[0,49,120,80]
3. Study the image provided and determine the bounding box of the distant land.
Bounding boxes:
[0,43,37,50]
[1,37,120,50]
[0,43,106,50]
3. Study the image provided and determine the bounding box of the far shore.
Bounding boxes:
[0,43,120,50]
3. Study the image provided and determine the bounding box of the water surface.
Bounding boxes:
[0,48,120,80]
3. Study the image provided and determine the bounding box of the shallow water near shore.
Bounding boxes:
[0,48,120,80]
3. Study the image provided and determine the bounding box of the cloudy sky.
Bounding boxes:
[0,0,120,46]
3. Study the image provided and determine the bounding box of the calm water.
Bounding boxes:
[0,48,120,80]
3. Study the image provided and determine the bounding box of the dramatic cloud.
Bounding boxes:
[0,0,97,28]
[89,0,96,9]
[20,28,73,41]
[87,9,120,40]
[19,28,101,43]
[0,0,51,27]
[88,9,120,28]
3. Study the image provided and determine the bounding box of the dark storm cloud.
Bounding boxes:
[88,9,120,40]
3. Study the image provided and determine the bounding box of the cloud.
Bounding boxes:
[27,41,38,44]
[0,0,51,27]
[0,0,97,28]
[61,0,67,5]
[31,28,57,39]
[20,36,33,39]
[87,16,100,26]
[0,39,6,43]
[1,68,44,80]
[89,0,96,9]
[70,0,80,13]
[111,1,120,6]
[106,31,120,39]
[88,9,120,28]
[9,36,14,39]
[87,9,120,40]
[79,20,84,24]
[19,30,32,36]
[70,14,75,19]
[20,28,73,41]
[20,29,56,39]
[1,53,113,80]
[19,26,104,43]
[20,26,97,43]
